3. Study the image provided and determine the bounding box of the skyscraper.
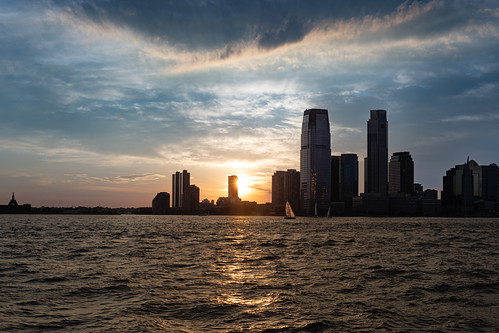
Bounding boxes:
[331,155,341,202]
[272,171,285,206]
[228,175,238,199]
[172,170,190,208]
[389,152,414,194]
[283,169,300,211]
[300,108,331,215]
[366,109,388,195]
[184,184,200,211]
[331,154,358,202]
[341,153,359,201]
[272,169,300,210]
[442,158,499,215]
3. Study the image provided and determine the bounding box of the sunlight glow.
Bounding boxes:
[236,175,253,198]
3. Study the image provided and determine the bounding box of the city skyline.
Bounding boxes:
[1,1,498,207]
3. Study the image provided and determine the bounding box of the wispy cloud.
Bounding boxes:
[441,114,499,122]
[65,173,166,184]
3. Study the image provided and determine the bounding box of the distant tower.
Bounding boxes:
[366,110,388,195]
[461,157,474,212]
[389,152,414,194]
[228,175,238,199]
[300,109,331,215]
[8,192,18,207]
[172,170,190,208]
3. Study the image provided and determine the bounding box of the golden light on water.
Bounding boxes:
[217,292,279,307]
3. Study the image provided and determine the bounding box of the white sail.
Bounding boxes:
[285,201,296,219]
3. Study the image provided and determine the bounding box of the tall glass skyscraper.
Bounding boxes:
[366,109,388,195]
[300,109,331,215]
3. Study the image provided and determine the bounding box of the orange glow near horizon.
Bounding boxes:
[236,174,253,199]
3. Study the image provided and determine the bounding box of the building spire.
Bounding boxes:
[8,192,18,207]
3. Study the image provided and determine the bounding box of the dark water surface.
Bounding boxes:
[0,215,498,332]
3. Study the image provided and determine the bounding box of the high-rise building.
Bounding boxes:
[442,158,499,215]
[300,108,331,215]
[228,175,238,199]
[183,185,200,211]
[152,192,170,214]
[172,170,190,208]
[366,109,388,195]
[331,154,358,202]
[389,152,414,195]
[331,156,341,202]
[283,169,300,211]
[341,153,359,201]
[272,171,285,206]
[272,169,300,211]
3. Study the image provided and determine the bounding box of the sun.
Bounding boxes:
[237,175,253,198]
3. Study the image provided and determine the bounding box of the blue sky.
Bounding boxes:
[1,0,498,207]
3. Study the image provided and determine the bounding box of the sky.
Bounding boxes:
[1,0,498,207]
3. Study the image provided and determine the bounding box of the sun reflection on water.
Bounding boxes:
[212,222,280,311]
[217,292,280,307]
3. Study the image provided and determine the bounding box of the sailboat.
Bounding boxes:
[284,201,296,219]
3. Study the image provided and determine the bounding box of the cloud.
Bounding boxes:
[441,114,499,122]
[258,16,310,49]
[65,173,166,184]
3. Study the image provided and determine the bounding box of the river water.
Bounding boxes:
[0,215,497,332]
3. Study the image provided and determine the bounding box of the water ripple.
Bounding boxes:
[0,215,498,332]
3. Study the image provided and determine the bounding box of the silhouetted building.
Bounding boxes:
[272,171,285,205]
[172,170,190,209]
[331,154,358,203]
[283,169,300,212]
[0,193,31,214]
[442,158,499,215]
[366,109,388,195]
[364,157,368,195]
[300,109,331,215]
[421,189,440,216]
[184,185,200,211]
[8,192,18,207]
[414,183,424,198]
[389,152,414,195]
[331,156,341,202]
[482,164,499,202]
[152,192,170,214]
[228,175,238,199]
[389,193,418,216]
[199,198,215,212]
[341,154,359,201]
[272,169,300,212]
